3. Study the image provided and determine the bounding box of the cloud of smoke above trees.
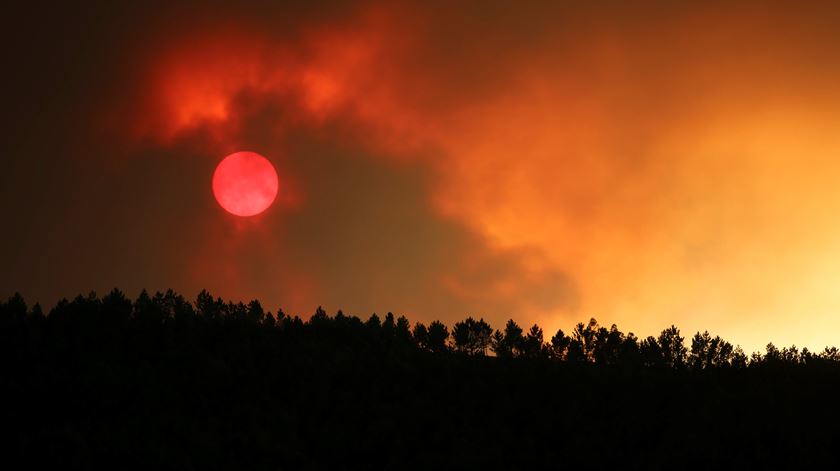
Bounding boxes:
[5,0,840,352]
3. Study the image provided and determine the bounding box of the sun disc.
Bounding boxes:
[212,151,279,217]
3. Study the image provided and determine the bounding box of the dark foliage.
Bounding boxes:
[3,290,840,469]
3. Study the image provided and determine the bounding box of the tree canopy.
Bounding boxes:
[3,289,840,468]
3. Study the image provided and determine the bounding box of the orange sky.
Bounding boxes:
[5,0,840,353]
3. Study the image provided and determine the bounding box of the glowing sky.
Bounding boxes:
[4,0,840,352]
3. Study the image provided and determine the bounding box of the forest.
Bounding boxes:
[3,289,840,468]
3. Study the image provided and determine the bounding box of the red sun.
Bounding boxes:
[212,151,279,217]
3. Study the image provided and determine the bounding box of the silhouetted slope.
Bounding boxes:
[2,290,839,469]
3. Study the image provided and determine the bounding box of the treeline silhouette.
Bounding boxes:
[3,289,840,468]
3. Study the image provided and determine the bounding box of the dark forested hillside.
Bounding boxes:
[3,290,840,469]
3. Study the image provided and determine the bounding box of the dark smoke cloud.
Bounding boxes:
[1,0,579,328]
